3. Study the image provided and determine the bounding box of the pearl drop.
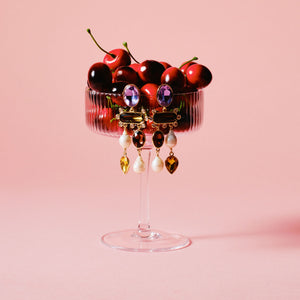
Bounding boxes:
[151,155,164,172]
[119,132,131,149]
[165,130,177,148]
[133,155,145,173]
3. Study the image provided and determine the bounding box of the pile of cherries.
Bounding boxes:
[86,29,212,108]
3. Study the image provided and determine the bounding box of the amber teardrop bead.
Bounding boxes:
[165,155,179,174]
[120,156,130,174]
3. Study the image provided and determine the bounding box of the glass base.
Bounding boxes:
[101,229,192,252]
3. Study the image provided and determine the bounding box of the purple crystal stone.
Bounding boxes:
[157,84,173,107]
[123,84,140,107]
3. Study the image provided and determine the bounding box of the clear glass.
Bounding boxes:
[85,87,204,252]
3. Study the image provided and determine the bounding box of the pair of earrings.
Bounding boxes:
[116,84,180,175]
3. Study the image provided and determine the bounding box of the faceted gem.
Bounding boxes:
[120,112,144,124]
[152,130,164,148]
[157,84,173,107]
[123,84,140,107]
[165,155,179,174]
[132,130,145,148]
[153,112,177,124]
[120,156,130,174]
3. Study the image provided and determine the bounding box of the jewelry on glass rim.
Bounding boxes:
[116,84,147,174]
[152,84,181,174]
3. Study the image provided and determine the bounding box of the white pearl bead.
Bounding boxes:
[151,155,164,172]
[165,130,177,148]
[133,155,146,173]
[119,132,131,149]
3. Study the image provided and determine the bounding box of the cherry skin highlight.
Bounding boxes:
[186,64,212,88]
[88,62,112,92]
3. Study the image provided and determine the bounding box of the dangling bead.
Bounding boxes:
[165,129,177,148]
[120,155,130,174]
[165,153,179,174]
[151,155,164,172]
[133,155,145,173]
[119,128,131,149]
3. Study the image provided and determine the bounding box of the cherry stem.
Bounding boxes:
[123,42,140,64]
[87,29,115,59]
[179,56,198,69]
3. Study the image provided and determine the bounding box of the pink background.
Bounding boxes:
[1,0,300,299]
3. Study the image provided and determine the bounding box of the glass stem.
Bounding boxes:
[137,147,152,237]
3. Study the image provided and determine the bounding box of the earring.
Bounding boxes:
[151,128,164,172]
[152,84,181,174]
[116,84,147,174]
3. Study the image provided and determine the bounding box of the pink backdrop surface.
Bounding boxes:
[1,0,300,299]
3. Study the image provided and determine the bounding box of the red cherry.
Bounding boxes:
[87,29,131,71]
[160,61,172,69]
[138,60,165,84]
[161,67,185,92]
[87,62,112,92]
[103,49,131,71]
[113,66,139,84]
[140,83,159,108]
[180,62,196,75]
[186,64,212,88]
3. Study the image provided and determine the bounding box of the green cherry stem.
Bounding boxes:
[87,28,116,59]
[179,56,198,69]
[122,42,140,64]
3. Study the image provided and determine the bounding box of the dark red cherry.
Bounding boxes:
[87,62,112,92]
[103,49,131,71]
[138,60,165,84]
[111,81,128,106]
[186,64,212,88]
[140,83,159,108]
[161,67,185,92]
[113,66,139,84]
[160,61,172,69]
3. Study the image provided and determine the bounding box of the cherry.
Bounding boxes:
[179,57,198,74]
[87,62,112,92]
[87,29,131,71]
[113,66,139,85]
[160,61,172,69]
[161,67,185,92]
[140,83,159,108]
[186,64,212,88]
[138,60,165,84]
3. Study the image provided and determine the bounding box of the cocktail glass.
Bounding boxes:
[85,87,204,252]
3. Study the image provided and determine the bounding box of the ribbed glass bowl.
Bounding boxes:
[85,87,204,138]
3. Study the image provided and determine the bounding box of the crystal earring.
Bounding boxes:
[152,84,181,174]
[116,84,147,174]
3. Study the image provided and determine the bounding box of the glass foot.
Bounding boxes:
[101,229,192,252]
